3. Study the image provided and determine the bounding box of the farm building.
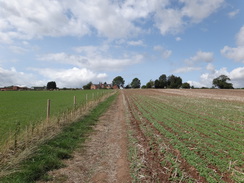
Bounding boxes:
[0,86,28,91]
[112,85,119,89]
[32,86,47,90]
[90,83,113,89]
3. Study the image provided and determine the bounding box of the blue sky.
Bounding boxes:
[0,0,244,88]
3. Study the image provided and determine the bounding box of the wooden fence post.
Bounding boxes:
[74,96,76,108]
[47,99,51,121]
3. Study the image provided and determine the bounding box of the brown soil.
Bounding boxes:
[38,89,242,183]
[158,89,244,102]
[123,89,238,183]
[43,92,131,183]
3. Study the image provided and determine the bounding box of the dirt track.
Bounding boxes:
[41,89,243,183]
[45,92,130,183]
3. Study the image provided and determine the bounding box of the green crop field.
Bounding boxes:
[124,89,244,182]
[0,90,111,145]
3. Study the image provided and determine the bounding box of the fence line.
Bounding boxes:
[0,90,115,173]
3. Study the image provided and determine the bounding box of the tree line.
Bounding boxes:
[46,74,234,90]
[107,74,234,89]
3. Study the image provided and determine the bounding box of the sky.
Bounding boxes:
[0,0,244,88]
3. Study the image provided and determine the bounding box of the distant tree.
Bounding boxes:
[154,79,160,88]
[83,82,92,90]
[112,76,125,88]
[141,85,146,89]
[125,84,131,89]
[159,74,167,88]
[212,75,233,89]
[146,80,154,88]
[182,82,190,89]
[167,75,182,88]
[131,78,141,88]
[47,81,57,90]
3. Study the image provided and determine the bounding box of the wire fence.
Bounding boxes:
[0,90,116,174]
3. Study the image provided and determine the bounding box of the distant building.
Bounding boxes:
[90,83,113,89]
[32,86,46,90]
[90,84,101,90]
[113,85,119,89]
[0,86,28,91]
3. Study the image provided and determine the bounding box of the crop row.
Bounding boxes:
[125,90,243,182]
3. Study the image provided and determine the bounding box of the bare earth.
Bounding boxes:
[160,89,244,102]
[39,89,243,183]
[45,92,131,183]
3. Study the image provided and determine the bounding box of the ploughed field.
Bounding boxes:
[124,89,244,182]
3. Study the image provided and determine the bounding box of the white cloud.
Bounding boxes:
[39,52,144,71]
[0,66,109,88]
[155,8,184,35]
[0,67,44,87]
[127,40,145,46]
[236,26,244,46]
[175,37,182,41]
[0,0,141,42]
[73,45,109,58]
[8,45,28,54]
[154,0,224,35]
[187,81,203,88]
[0,0,88,40]
[221,46,244,63]
[185,51,214,65]
[174,66,201,73]
[221,26,244,63]
[199,67,229,87]
[153,45,172,59]
[229,67,244,88]
[0,0,225,43]
[206,63,215,73]
[174,51,214,74]
[197,67,244,88]
[32,67,107,88]
[180,0,224,23]
[228,9,239,18]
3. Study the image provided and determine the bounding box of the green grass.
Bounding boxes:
[0,90,111,144]
[0,92,117,183]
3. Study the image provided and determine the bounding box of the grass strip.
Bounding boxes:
[0,93,117,183]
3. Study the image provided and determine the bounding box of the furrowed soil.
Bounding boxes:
[40,89,243,183]
[42,92,131,183]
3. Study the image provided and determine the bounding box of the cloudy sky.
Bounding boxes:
[0,0,244,88]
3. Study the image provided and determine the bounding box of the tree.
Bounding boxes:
[212,75,233,89]
[83,82,92,90]
[154,79,160,88]
[112,76,125,88]
[47,81,57,90]
[159,74,167,88]
[146,80,154,88]
[167,75,182,88]
[131,78,141,88]
[125,84,131,89]
[182,82,190,89]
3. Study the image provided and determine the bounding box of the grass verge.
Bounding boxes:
[0,93,117,183]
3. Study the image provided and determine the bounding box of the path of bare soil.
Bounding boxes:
[43,92,131,183]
